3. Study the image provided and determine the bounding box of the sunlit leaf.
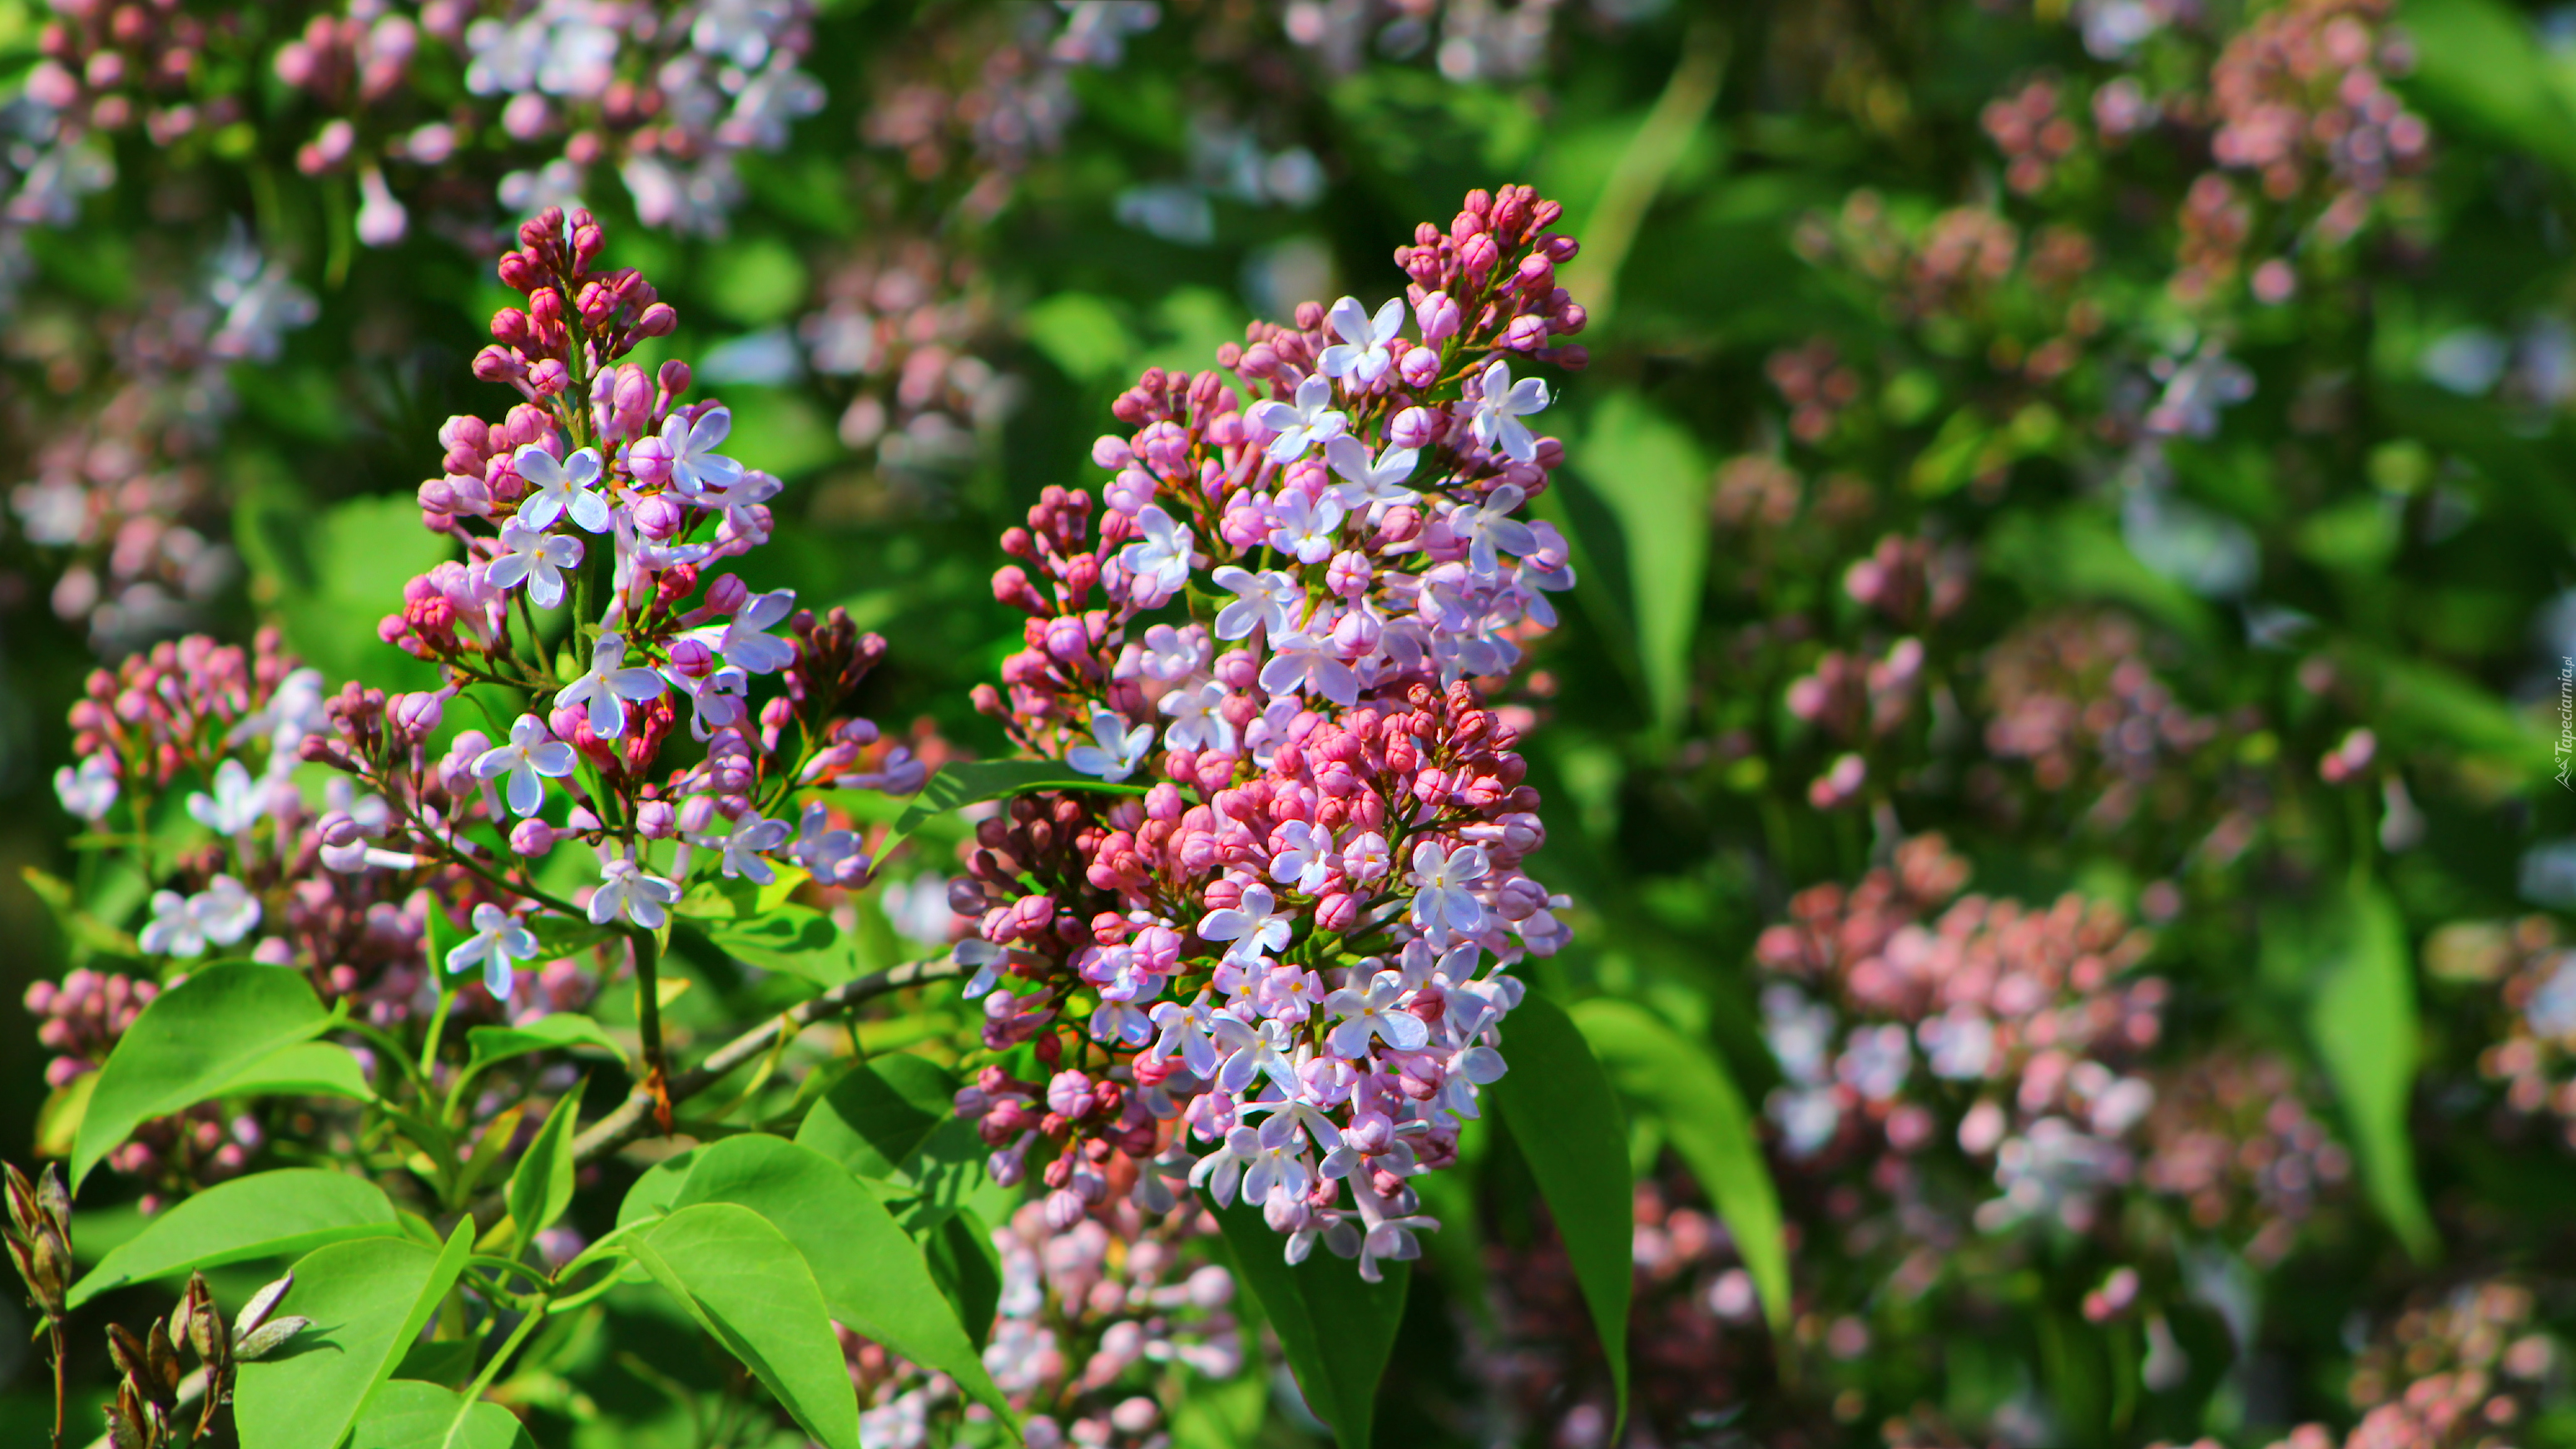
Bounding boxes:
[70,1170,399,1308]
[72,963,334,1191]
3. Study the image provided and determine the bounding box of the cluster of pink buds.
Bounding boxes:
[941,185,1585,1269]
[22,0,230,147]
[843,1197,1243,1449]
[1983,78,2083,195]
[2206,0,2426,226]
[798,241,1019,478]
[2443,917,2576,1148]
[2138,1051,2350,1266]
[2261,1281,2554,1449]
[22,968,259,1212]
[1975,611,2233,835]
[1754,835,2167,1235]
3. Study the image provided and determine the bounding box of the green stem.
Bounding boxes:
[419,980,457,1082]
[451,1290,550,1436]
[631,927,671,1133]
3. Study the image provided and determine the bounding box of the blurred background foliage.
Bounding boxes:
[12,0,2576,1444]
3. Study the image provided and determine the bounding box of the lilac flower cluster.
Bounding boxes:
[797,241,1019,482]
[2138,1051,2351,1267]
[944,185,1586,1268]
[840,1197,1243,1449]
[2449,916,2576,1148]
[2259,1281,2555,1449]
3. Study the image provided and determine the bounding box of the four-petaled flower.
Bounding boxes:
[1448,484,1538,579]
[588,858,681,929]
[139,876,262,957]
[1117,504,1195,600]
[1200,883,1295,965]
[1325,970,1434,1060]
[1467,359,1550,463]
[694,587,798,675]
[1324,437,1420,510]
[1068,705,1155,783]
[53,756,118,823]
[554,632,666,739]
[789,800,869,886]
[186,759,267,837]
[1211,566,1305,640]
[1269,821,1335,894]
[488,518,584,608]
[1407,839,1489,939]
[1266,490,1347,565]
[698,812,792,883]
[513,444,612,532]
[474,715,579,817]
[1319,295,1406,390]
[1257,630,1360,708]
[1249,374,1347,463]
[448,903,539,999]
[661,406,746,497]
[1159,680,1237,754]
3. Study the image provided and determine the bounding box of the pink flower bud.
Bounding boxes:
[508,818,559,856]
[1414,290,1460,342]
[1398,346,1441,389]
[636,799,676,839]
[634,494,686,541]
[702,573,749,616]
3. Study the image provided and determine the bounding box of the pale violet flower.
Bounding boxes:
[1319,296,1406,389]
[1341,830,1392,884]
[513,444,612,532]
[1067,706,1154,783]
[1407,840,1489,939]
[661,406,746,497]
[555,633,666,739]
[788,799,869,886]
[1447,486,1538,578]
[1159,680,1237,754]
[488,518,584,608]
[588,858,681,929]
[1237,1117,1311,1209]
[1248,374,1347,463]
[668,665,751,740]
[693,587,798,675]
[53,756,118,823]
[699,813,792,884]
[448,903,539,999]
[1211,1014,1299,1095]
[475,715,579,817]
[1257,630,1359,707]
[139,876,262,957]
[1118,505,1195,600]
[1200,883,1293,965]
[1149,994,1221,1076]
[1266,490,1346,566]
[1467,360,1549,463]
[1324,437,1420,510]
[1211,566,1304,640]
[2528,952,2576,1041]
[959,939,1011,999]
[1269,821,1335,894]
[1325,971,1432,1060]
[186,759,266,837]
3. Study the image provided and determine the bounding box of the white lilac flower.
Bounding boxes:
[140,876,263,957]
[1318,295,1406,390]
[1835,1023,1913,1101]
[513,444,613,532]
[1211,1015,1299,1095]
[691,587,798,675]
[1347,1178,1439,1282]
[1771,1086,1842,1158]
[1149,994,1221,1076]
[1919,1006,1998,1080]
[1118,504,1195,600]
[1406,840,1489,940]
[488,518,584,608]
[661,406,746,497]
[1325,971,1432,1060]
[1237,1117,1312,1209]
[1266,490,1347,565]
[1323,437,1420,510]
[699,812,792,884]
[588,858,681,929]
[186,759,266,837]
[1446,485,1538,579]
[1256,631,1359,707]
[1067,706,1155,783]
[1210,566,1304,640]
[1248,374,1347,463]
[554,633,666,739]
[54,756,117,823]
[1466,359,1550,463]
[448,903,539,999]
[475,715,579,817]
[1159,680,1236,754]
[1200,884,1293,966]
[667,665,751,740]
[1269,821,1335,893]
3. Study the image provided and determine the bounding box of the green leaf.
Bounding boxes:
[1490,993,1634,1432]
[1570,392,1710,735]
[233,1224,474,1449]
[1024,291,1139,382]
[215,1041,377,1102]
[69,1169,399,1308]
[2398,0,2576,178]
[883,759,1150,859]
[656,1135,1010,1421]
[464,1014,628,1071]
[2268,878,2437,1259]
[1207,1195,1408,1449]
[347,1381,535,1449]
[1573,997,1790,1333]
[1170,1370,1269,1449]
[629,1202,863,1449]
[922,1209,1003,1353]
[704,904,861,987]
[505,1088,582,1254]
[795,1055,955,1179]
[72,962,334,1190]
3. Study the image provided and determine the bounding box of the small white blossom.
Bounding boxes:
[1158,680,1237,754]
[474,715,579,818]
[448,903,539,999]
[691,587,798,675]
[1248,374,1347,463]
[139,876,263,957]
[488,518,585,608]
[1325,970,1432,1060]
[186,759,267,837]
[513,444,612,533]
[1199,883,1293,965]
[588,858,681,929]
[1210,566,1304,640]
[698,813,792,884]
[554,633,666,739]
[1324,437,1420,510]
[1067,706,1154,783]
[661,406,746,497]
[1406,839,1489,940]
[55,756,118,823]
[1466,360,1550,463]
[1318,296,1406,390]
[1266,490,1346,566]
[1118,504,1195,600]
